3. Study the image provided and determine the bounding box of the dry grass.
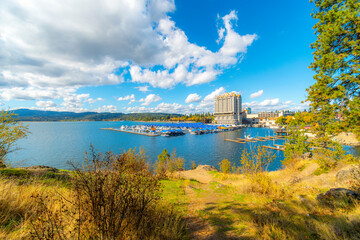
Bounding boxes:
[0,177,69,239]
[165,158,360,239]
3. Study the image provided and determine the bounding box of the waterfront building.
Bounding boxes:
[214,92,242,125]
[258,111,279,118]
[244,107,252,114]
[280,110,295,117]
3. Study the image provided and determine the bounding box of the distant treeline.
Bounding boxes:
[10,109,184,122]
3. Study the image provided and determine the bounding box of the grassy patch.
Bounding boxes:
[0,168,29,178]
[313,167,330,176]
[160,179,188,212]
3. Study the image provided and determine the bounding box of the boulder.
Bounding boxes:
[195,165,218,172]
[336,166,360,185]
[300,152,313,159]
[316,188,360,205]
[24,165,59,172]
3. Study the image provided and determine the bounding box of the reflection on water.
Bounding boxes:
[8,121,359,171]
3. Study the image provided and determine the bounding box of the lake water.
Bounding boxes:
[8,121,360,171]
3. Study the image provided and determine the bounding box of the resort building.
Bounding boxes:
[214,92,242,125]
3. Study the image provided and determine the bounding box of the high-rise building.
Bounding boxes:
[244,107,252,114]
[214,92,242,125]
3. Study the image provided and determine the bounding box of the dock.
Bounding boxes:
[101,128,160,137]
[224,139,246,144]
[262,145,284,151]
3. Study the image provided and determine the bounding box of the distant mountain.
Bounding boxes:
[10,109,182,121]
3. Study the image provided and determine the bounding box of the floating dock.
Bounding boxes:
[101,128,160,137]
[224,139,246,144]
[262,145,284,151]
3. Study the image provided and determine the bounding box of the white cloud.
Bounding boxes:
[129,11,257,88]
[139,94,162,106]
[198,87,226,108]
[86,97,104,104]
[35,101,57,108]
[118,94,135,104]
[127,102,196,114]
[250,90,263,98]
[135,86,150,92]
[242,98,306,112]
[94,105,117,113]
[185,93,201,103]
[0,87,76,101]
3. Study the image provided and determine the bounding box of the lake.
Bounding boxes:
[8,121,360,171]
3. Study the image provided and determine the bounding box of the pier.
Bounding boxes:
[101,128,160,137]
[262,145,285,151]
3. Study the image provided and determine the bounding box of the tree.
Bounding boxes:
[275,116,286,126]
[308,0,360,140]
[0,111,28,167]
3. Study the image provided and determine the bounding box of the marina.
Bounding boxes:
[101,123,241,137]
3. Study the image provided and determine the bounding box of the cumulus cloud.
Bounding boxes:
[185,93,201,103]
[118,94,135,104]
[139,94,162,106]
[94,105,117,113]
[243,98,300,112]
[197,87,226,109]
[35,101,57,108]
[129,11,256,88]
[0,87,76,101]
[0,0,257,101]
[127,102,194,114]
[135,86,150,92]
[250,90,263,98]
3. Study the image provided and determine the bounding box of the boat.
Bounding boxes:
[190,129,199,135]
[245,134,254,140]
[160,130,170,137]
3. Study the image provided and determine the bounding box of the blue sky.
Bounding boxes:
[0,0,315,113]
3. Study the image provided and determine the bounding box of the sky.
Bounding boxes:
[0,0,316,114]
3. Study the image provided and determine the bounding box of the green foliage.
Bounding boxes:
[168,150,185,173]
[219,159,231,174]
[0,168,29,178]
[0,111,28,168]
[308,0,360,139]
[313,141,346,170]
[155,149,185,175]
[239,146,276,175]
[284,127,310,161]
[275,116,286,126]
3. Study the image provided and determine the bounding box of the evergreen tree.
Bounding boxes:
[308,0,360,140]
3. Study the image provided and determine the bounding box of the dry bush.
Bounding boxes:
[219,159,231,174]
[31,145,186,239]
[155,149,185,176]
[238,147,286,197]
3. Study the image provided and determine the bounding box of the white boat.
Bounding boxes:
[245,134,254,140]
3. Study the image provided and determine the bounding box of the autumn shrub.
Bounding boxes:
[239,146,281,196]
[219,159,231,174]
[191,161,196,170]
[31,145,186,239]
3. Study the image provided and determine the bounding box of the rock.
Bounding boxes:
[300,152,313,159]
[336,166,360,185]
[195,165,218,172]
[24,165,59,172]
[316,188,360,205]
[216,183,225,189]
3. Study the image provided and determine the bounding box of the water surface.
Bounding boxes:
[8,121,358,171]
